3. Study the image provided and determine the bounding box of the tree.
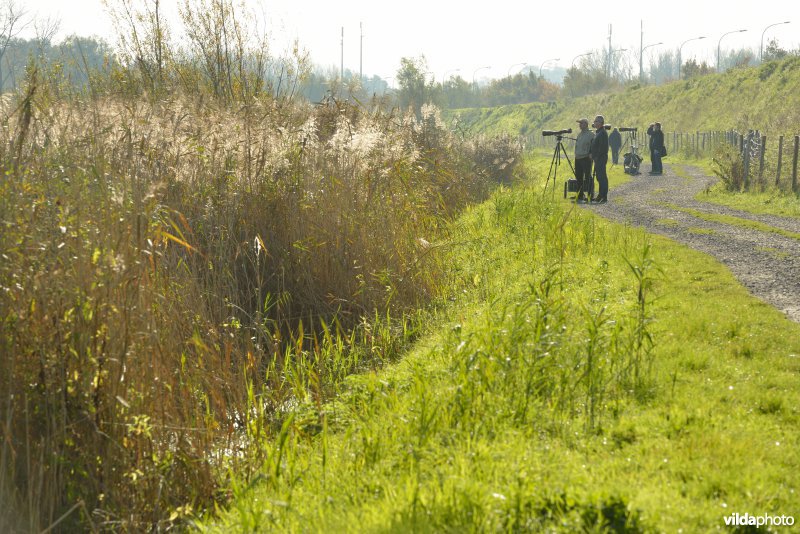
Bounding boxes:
[719,47,754,71]
[648,51,677,85]
[764,39,788,61]
[681,58,714,79]
[0,0,28,90]
[396,56,430,117]
[104,0,171,92]
[563,65,622,98]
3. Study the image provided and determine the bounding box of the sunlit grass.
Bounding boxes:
[662,203,800,241]
[204,158,800,532]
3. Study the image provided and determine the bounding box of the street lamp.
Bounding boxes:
[571,52,592,69]
[472,65,491,88]
[678,36,706,80]
[639,42,662,82]
[760,21,790,62]
[508,62,527,76]
[539,58,559,78]
[717,29,747,72]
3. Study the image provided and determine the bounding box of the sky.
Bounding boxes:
[19,0,800,83]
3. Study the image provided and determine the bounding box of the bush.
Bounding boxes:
[711,145,746,191]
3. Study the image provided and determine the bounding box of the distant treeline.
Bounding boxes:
[3,34,797,107]
[0,36,115,92]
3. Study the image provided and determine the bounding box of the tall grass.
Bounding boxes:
[0,65,520,530]
[200,174,666,532]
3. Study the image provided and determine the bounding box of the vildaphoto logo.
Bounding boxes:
[724,512,795,527]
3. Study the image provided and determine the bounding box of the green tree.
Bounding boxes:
[397,56,431,117]
[681,58,714,79]
[763,39,788,61]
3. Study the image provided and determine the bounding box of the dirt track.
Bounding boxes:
[583,163,800,323]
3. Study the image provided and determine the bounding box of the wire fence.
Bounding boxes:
[523,129,800,192]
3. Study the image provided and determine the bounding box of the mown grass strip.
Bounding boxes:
[660,202,800,241]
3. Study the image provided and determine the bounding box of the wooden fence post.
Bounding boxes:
[744,138,751,190]
[792,136,799,193]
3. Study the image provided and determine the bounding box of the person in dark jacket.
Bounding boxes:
[647,122,665,175]
[590,115,609,203]
[609,127,622,165]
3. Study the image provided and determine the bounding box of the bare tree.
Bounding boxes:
[33,14,60,45]
[179,0,273,101]
[0,0,29,91]
[103,0,170,91]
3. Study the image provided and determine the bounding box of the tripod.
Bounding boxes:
[622,130,642,175]
[544,135,576,196]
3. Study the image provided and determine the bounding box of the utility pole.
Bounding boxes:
[607,24,612,77]
[340,27,344,80]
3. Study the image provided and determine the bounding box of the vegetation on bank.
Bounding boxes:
[204,158,800,532]
[450,56,800,137]
[3,13,800,530]
[0,67,518,531]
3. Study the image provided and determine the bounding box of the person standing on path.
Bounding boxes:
[574,118,595,202]
[609,127,622,165]
[647,122,665,175]
[590,115,609,203]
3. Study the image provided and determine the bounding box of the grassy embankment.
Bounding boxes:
[206,153,800,531]
[451,56,800,138]
[449,56,800,219]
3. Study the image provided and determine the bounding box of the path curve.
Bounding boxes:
[585,163,800,323]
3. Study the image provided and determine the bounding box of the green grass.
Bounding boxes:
[202,158,800,532]
[662,203,800,241]
[447,56,800,222]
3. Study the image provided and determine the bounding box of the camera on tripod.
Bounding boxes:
[542,128,572,137]
[619,127,637,132]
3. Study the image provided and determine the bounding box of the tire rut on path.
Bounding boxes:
[582,162,800,323]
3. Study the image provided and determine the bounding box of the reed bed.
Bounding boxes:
[0,71,520,531]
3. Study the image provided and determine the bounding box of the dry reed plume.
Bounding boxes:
[0,72,520,531]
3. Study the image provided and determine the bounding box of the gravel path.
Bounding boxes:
[584,162,800,323]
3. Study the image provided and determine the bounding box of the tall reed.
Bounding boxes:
[0,67,520,530]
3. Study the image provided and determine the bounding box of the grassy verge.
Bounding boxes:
[664,158,800,220]
[201,157,800,532]
[661,203,800,240]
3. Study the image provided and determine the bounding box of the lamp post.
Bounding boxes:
[678,36,706,80]
[571,52,592,69]
[539,58,559,78]
[760,21,790,62]
[717,29,747,72]
[508,62,527,76]
[472,65,490,89]
[639,42,662,82]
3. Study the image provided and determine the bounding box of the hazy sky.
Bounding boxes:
[20,0,800,82]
